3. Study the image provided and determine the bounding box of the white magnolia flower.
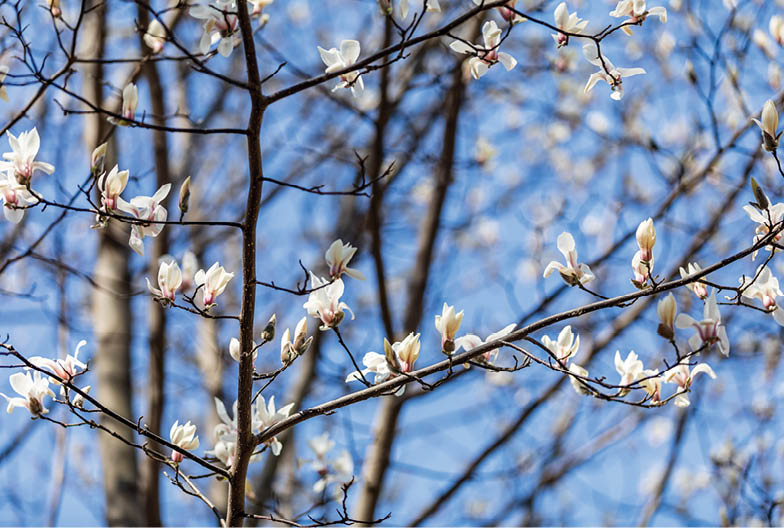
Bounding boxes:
[147,258,182,303]
[639,368,662,404]
[0,172,36,224]
[636,217,656,262]
[206,433,238,468]
[120,83,138,123]
[740,266,784,326]
[0,65,8,102]
[346,333,421,395]
[97,165,128,211]
[664,361,716,407]
[679,262,708,299]
[615,350,643,395]
[449,20,517,80]
[631,249,654,289]
[325,239,365,280]
[435,303,464,353]
[1,371,55,415]
[280,317,310,364]
[345,351,390,384]
[455,323,516,363]
[583,42,646,100]
[541,325,579,364]
[752,99,780,152]
[303,273,354,330]
[317,40,364,96]
[255,395,295,456]
[169,420,200,463]
[0,128,55,185]
[551,2,589,47]
[609,0,667,36]
[229,337,258,363]
[675,291,730,356]
[568,363,591,395]
[543,231,595,286]
[116,184,171,256]
[656,293,677,339]
[194,261,234,307]
[190,1,240,57]
[743,202,784,259]
[143,19,167,54]
[29,340,87,388]
[771,15,784,46]
[399,0,440,20]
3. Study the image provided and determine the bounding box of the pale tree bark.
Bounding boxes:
[82,2,143,525]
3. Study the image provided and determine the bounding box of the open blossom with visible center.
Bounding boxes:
[346,333,421,395]
[455,323,516,363]
[541,325,579,365]
[675,291,730,356]
[743,201,784,259]
[656,293,677,339]
[194,261,234,308]
[636,218,656,262]
[739,266,784,326]
[325,239,365,280]
[664,361,715,407]
[0,172,36,224]
[543,231,595,286]
[318,40,364,97]
[29,340,87,389]
[0,128,55,185]
[449,21,517,80]
[303,273,354,330]
[568,363,591,395]
[399,0,440,19]
[435,303,464,353]
[551,2,588,48]
[583,42,646,100]
[639,369,662,404]
[0,65,8,102]
[143,19,167,54]
[147,259,182,303]
[169,420,199,463]
[229,337,258,363]
[679,262,708,299]
[346,351,390,385]
[98,165,128,211]
[752,99,780,152]
[190,1,240,57]
[615,350,643,396]
[256,395,295,456]
[1,371,55,415]
[609,0,667,35]
[116,184,171,256]
[631,250,654,289]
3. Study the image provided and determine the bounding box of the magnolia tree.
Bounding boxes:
[1,0,784,525]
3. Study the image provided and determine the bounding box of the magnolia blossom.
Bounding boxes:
[98,165,129,211]
[399,0,440,19]
[303,273,354,330]
[664,362,716,407]
[1,371,55,415]
[583,42,646,100]
[280,317,310,364]
[190,1,240,57]
[0,65,8,102]
[739,266,784,326]
[209,396,263,467]
[454,323,516,363]
[325,239,365,280]
[675,291,730,356]
[346,333,421,395]
[345,351,390,385]
[144,19,167,53]
[743,202,784,259]
[609,0,667,36]
[631,250,654,289]
[543,231,595,286]
[679,262,708,299]
[116,184,171,256]
[449,21,517,80]
[256,395,295,456]
[194,261,234,308]
[108,83,139,126]
[656,293,677,339]
[249,0,274,17]
[29,340,87,389]
[91,143,107,176]
[229,337,258,363]
[1,128,55,185]
[308,433,354,493]
[317,40,364,96]
[551,2,588,48]
[181,250,199,290]
[206,434,238,468]
[471,0,522,23]
[435,303,464,353]
[169,420,199,463]
[541,326,580,365]
[771,15,784,46]
[639,369,662,404]
[0,172,36,224]
[615,350,643,396]
[636,218,656,262]
[752,99,779,152]
[568,363,591,396]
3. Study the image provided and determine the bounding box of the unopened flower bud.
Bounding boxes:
[751,177,770,211]
[383,338,400,373]
[753,99,780,152]
[635,217,656,263]
[48,0,61,17]
[91,143,107,177]
[262,313,276,342]
[656,293,677,340]
[178,176,191,215]
[292,316,307,352]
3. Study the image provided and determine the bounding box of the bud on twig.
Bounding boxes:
[178,176,191,217]
[262,313,276,342]
[750,177,770,211]
[91,143,107,177]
